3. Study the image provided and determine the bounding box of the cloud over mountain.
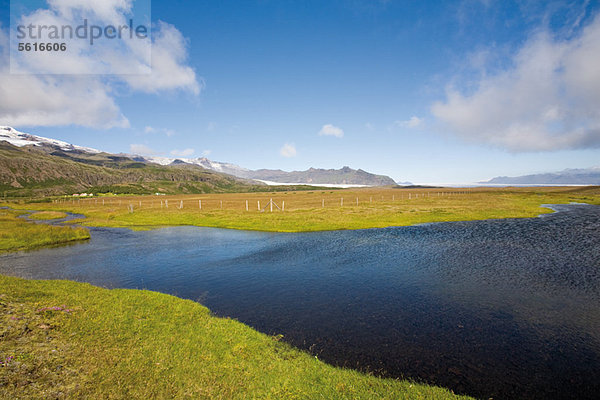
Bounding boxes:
[280,143,297,158]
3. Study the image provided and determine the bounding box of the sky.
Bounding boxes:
[1,0,600,184]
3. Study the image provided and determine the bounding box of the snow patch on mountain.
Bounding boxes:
[0,126,100,154]
[142,155,250,175]
[144,156,175,166]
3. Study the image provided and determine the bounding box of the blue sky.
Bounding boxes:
[1,0,600,184]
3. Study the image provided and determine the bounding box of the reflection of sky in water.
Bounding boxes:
[1,204,599,400]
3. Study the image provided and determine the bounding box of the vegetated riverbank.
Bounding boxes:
[0,209,89,253]
[3,186,600,232]
[27,211,68,220]
[0,274,472,399]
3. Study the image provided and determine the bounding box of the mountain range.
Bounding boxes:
[484,167,600,185]
[139,157,395,186]
[0,126,396,196]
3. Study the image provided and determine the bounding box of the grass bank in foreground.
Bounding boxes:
[0,275,471,399]
[4,186,600,232]
[0,209,89,253]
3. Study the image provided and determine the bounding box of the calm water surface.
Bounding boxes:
[1,204,599,399]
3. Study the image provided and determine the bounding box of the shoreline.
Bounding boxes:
[0,273,472,399]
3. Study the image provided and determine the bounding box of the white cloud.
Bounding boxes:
[432,15,600,151]
[280,143,297,158]
[319,124,344,138]
[396,116,424,128]
[170,148,195,157]
[206,122,217,132]
[0,27,127,128]
[202,149,212,157]
[0,74,129,128]
[48,0,135,23]
[144,126,176,137]
[121,21,202,94]
[130,144,156,155]
[0,0,200,128]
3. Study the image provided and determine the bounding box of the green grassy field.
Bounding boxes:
[4,186,600,232]
[0,275,471,399]
[0,209,89,253]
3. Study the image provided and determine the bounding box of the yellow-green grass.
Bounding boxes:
[28,211,68,220]
[0,275,471,399]
[4,186,600,232]
[0,209,89,253]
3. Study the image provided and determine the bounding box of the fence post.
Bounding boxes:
[341,197,343,207]
[258,200,260,211]
[322,199,324,208]
[270,198,273,212]
[282,201,285,212]
[246,200,248,211]
[199,199,202,210]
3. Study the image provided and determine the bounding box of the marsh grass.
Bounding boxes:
[0,209,89,253]
[5,186,599,232]
[28,211,68,220]
[0,275,471,399]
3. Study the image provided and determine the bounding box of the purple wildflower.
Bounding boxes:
[0,355,15,367]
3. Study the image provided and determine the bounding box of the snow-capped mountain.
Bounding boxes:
[1,126,397,186]
[0,126,100,154]
[139,155,395,186]
[143,156,251,177]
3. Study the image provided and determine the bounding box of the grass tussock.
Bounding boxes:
[28,211,68,220]
[0,209,89,253]
[0,275,472,399]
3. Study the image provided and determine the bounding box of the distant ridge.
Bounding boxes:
[141,157,396,186]
[238,166,396,186]
[484,167,600,185]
